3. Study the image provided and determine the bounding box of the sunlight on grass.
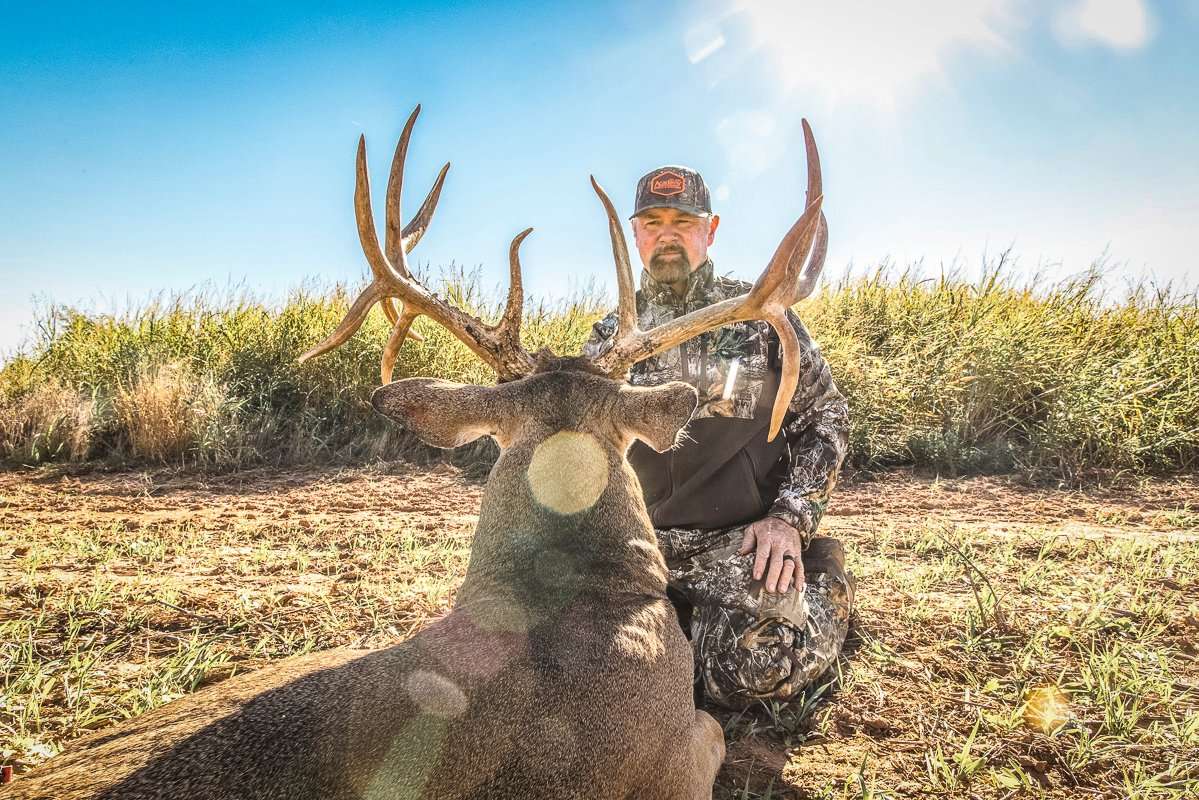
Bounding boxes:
[2,258,1196,482]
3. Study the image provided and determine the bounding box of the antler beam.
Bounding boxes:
[588,119,829,441]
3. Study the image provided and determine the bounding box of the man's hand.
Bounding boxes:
[739,517,805,594]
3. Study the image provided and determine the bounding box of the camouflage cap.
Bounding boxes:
[630,165,712,219]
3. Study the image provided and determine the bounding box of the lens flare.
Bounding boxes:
[1022,685,1071,733]
[526,431,609,515]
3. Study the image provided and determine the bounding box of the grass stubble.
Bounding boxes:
[1,467,1196,798]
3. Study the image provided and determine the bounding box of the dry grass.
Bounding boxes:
[0,269,606,470]
[111,363,233,463]
[1,466,1196,798]
[0,382,94,463]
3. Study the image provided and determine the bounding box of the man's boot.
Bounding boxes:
[802,536,855,620]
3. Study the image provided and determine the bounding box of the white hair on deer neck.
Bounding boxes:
[526,431,609,515]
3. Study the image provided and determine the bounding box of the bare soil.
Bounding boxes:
[2,465,1197,798]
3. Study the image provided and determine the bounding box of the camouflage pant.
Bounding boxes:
[657,526,853,710]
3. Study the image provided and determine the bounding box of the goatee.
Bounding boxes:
[648,248,691,284]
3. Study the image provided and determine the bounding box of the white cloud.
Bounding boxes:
[734,0,1023,109]
[1053,0,1153,51]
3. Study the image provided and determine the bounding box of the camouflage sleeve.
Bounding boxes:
[582,310,618,359]
[765,310,850,548]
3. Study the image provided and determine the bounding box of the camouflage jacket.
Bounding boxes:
[583,260,850,545]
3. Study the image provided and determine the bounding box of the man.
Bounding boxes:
[584,165,854,710]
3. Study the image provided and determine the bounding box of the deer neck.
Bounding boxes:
[453,443,669,621]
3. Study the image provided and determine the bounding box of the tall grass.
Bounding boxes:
[805,262,1199,481]
[1,261,1196,482]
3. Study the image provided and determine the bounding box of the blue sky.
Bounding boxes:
[2,0,1197,357]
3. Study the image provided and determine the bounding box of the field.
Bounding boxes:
[2,464,1196,798]
[2,264,1197,796]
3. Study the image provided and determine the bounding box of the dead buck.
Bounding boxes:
[6,105,827,800]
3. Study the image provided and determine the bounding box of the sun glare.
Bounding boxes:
[735,0,1021,109]
[1022,685,1072,734]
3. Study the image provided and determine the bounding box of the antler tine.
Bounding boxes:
[297,135,400,367]
[377,107,421,382]
[401,161,451,253]
[795,211,828,301]
[297,135,397,364]
[381,299,401,326]
[298,284,382,364]
[380,109,448,338]
[750,191,824,301]
[380,157,448,336]
[380,307,420,385]
[383,107,452,264]
[802,118,821,207]
[354,135,400,285]
[791,117,828,302]
[590,177,638,340]
[765,307,801,436]
[384,106,419,278]
[497,228,533,345]
[750,119,824,302]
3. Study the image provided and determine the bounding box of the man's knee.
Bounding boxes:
[804,536,845,577]
[694,536,856,710]
[693,584,850,710]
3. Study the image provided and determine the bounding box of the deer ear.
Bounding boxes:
[372,378,510,449]
[614,382,698,453]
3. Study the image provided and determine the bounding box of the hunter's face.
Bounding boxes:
[632,207,720,288]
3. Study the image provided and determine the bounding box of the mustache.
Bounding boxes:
[649,247,691,273]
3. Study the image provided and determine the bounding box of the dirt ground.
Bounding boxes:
[2,464,1197,797]
[6,463,1195,546]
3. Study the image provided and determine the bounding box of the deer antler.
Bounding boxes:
[588,119,829,441]
[299,106,536,383]
[377,108,450,337]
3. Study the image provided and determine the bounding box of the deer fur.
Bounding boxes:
[7,362,725,800]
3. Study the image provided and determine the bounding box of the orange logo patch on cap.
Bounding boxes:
[649,170,686,197]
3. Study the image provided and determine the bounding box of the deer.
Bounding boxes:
[5,105,827,800]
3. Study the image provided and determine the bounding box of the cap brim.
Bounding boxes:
[629,201,711,220]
